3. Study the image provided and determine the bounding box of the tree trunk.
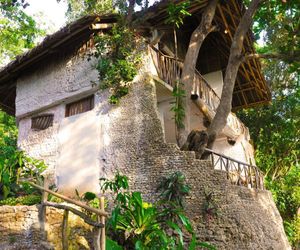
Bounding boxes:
[206,0,265,152]
[177,0,218,147]
[126,0,136,24]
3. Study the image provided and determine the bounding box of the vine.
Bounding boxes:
[165,2,191,129]
[93,20,142,104]
[171,82,186,129]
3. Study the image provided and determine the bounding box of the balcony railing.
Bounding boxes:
[150,46,220,112]
[150,46,248,138]
[205,148,264,189]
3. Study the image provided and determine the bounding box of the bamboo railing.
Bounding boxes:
[28,181,107,250]
[150,46,248,137]
[204,148,264,189]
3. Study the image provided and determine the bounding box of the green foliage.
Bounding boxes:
[238,40,299,246]
[265,165,300,220]
[157,171,190,208]
[106,237,123,250]
[0,147,47,199]
[253,0,299,70]
[165,1,191,28]
[102,172,215,250]
[100,171,129,194]
[0,194,41,206]
[60,0,148,22]
[171,83,186,129]
[283,215,300,248]
[94,22,141,104]
[0,0,45,64]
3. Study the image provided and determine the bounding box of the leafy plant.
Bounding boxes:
[157,171,190,208]
[93,21,142,104]
[101,172,215,249]
[0,150,47,199]
[165,1,191,28]
[171,83,186,129]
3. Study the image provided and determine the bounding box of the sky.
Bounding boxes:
[24,0,157,34]
[24,0,68,32]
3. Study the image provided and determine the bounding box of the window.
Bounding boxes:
[31,114,54,130]
[65,95,94,117]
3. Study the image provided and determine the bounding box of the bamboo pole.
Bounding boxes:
[62,209,69,250]
[27,182,108,217]
[100,197,106,250]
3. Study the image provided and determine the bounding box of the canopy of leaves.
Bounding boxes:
[0,0,44,65]
[58,0,148,21]
[253,0,299,72]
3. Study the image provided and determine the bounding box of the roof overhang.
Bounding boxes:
[0,15,118,115]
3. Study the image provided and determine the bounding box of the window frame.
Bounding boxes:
[65,95,94,118]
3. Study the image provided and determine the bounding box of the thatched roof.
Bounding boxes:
[0,15,117,115]
[0,0,271,115]
[136,0,271,110]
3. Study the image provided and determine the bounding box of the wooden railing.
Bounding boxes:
[27,181,107,250]
[150,46,249,137]
[150,46,183,88]
[204,148,264,189]
[150,46,220,112]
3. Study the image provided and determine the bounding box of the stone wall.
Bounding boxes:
[95,75,291,249]
[0,205,93,250]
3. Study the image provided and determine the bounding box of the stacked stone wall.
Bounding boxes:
[98,76,291,249]
[0,205,93,250]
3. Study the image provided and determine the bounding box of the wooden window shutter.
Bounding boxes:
[31,114,54,130]
[65,95,94,117]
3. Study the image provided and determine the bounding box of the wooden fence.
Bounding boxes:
[204,148,264,189]
[150,46,220,112]
[28,181,107,250]
[150,46,249,137]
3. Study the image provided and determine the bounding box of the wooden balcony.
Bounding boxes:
[150,46,248,139]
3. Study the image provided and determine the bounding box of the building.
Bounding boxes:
[0,1,290,248]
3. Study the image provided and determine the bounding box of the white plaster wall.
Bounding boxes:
[157,87,255,166]
[57,109,100,196]
[16,52,102,194]
[16,54,98,117]
[203,70,223,97]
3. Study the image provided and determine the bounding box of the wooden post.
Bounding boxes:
[39,179,49,240]
[100,197,106,250]
[62,209,69,250]
[93,197,101,250]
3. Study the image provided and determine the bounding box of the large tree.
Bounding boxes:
[178,0,299,154]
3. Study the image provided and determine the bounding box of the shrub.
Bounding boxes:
[0,194,41,206]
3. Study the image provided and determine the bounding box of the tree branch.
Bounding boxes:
[243,51,300,63]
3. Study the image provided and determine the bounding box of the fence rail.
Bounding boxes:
[27,181,106,250]
[204,148,264,189]
[150,46,220,112]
